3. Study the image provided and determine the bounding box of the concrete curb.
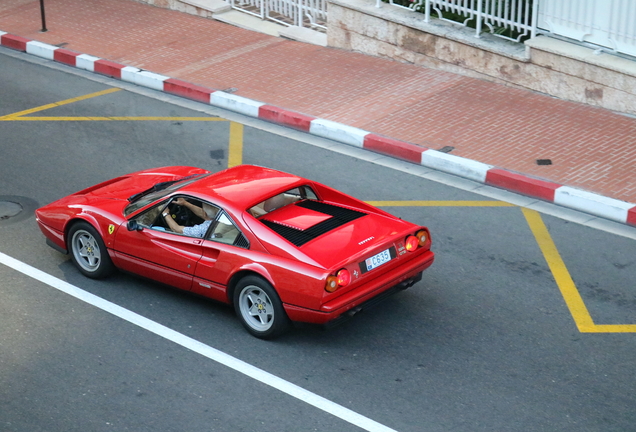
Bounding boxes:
[2,30,636,227]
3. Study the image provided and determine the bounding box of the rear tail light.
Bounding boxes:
[406,229,430,252]
[416,229,428,246]
[405,235,419,252]
[326,276,338,292]
[325,269,351,292]
[337,269,351,286]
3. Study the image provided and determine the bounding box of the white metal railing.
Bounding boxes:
[229,0,327,30]
[382,0,636,56]
[384,0,538,42]
[299,0,328,30]
[230,0,264,19]
[537,0,636,57]
[267,0,298,25]
[230,0,265,19]
[227,0,636,56]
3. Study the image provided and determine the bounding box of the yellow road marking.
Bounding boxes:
[584,324,636,333]
[228,121,243,168]
[523,208,595,331]
[522,208,636,333]
[368,200,515,207]
[2,116,224,121]
[0,88,121,120]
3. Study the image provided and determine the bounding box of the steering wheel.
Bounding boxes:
[167,202,191,226]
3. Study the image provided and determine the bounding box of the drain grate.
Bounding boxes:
[438,146,455,153]
[536,159,553,165]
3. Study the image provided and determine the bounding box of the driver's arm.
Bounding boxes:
[175,198,205,219]
[161,210,184,233]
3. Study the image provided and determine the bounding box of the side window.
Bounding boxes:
[135,196,213,236]
[177,199,217,238]
[134,199,168,227]
[207,212,241,245]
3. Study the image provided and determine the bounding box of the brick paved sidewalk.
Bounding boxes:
[2,0,635,204]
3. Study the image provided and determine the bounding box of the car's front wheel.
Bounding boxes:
[233,276,290,339]
[68,221,115,279]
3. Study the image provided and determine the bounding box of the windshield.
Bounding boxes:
[123,175,207,217]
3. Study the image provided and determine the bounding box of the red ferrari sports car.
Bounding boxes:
[36,165,434,338]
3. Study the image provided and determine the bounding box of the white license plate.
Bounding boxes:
[365,249,392,271]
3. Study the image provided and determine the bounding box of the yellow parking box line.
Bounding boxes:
[228,121,243,168]
[584,324,636,333]
[0,88,121,120]
[522,208,596,332]
[367,200,515,207]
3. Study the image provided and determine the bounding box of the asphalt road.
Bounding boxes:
[1,48,636,432]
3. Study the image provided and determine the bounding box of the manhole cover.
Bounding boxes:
[0,201,23,220]
[0,196,39,226]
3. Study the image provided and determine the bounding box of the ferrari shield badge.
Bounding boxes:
[108,224,115,235]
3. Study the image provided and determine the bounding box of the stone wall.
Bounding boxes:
[328,0,636,116]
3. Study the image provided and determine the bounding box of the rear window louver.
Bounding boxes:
[262,200,366,247]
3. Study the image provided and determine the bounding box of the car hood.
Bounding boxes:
[76,166,209,201]
[36,167,209,231]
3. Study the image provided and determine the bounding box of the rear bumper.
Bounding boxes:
[323,271,423,329]
[284,249,434,325]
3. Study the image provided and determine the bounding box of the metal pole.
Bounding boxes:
[530,0,538,39]
[475,0,482,38]
[40,0,47,32]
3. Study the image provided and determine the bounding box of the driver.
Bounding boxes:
[161,198,218,237]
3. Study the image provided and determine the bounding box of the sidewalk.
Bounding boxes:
[1,0,636,222]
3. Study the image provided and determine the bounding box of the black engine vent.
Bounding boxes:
[234,233,250,249]
[262,200,366,247]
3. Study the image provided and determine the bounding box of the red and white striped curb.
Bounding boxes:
[2,31,636,227]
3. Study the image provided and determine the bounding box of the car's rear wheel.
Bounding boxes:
[234,276,290,339]
[68,221,114,279]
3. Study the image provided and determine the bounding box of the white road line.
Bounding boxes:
[0,251,398,432]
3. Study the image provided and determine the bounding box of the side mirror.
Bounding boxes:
[127,220,143,231]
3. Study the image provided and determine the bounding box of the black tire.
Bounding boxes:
[68,221,115,279]
[233,275,291,339]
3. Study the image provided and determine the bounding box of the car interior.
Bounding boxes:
[249,186,318,218]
